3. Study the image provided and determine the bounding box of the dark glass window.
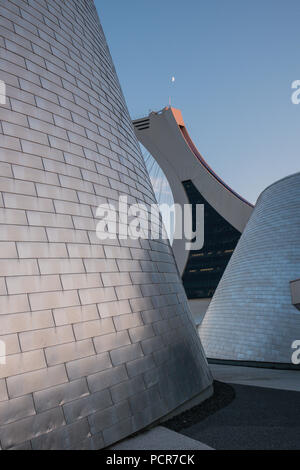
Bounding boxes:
[182,180,241,299]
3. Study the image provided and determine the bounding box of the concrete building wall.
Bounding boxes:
[189,299,211,326]
[0,0,212,450]
[200,173,300,365]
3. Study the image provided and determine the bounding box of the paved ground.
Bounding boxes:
[110,426,213,450]
[110,366,300,450]
[210,364,300,392]
[179,382,300,450]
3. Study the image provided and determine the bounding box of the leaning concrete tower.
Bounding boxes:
[0,0,212,450]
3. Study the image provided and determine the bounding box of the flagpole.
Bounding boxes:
[169,76,175,108]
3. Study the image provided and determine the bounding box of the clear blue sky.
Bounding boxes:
[95,0,300,204]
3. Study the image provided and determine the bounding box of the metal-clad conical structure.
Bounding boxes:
[200,173,300,366]
[0,0,212,450]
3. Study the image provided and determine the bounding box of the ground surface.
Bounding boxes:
[111,426,213,450]
[168,382,300,450]
[210,363,300,392]
[110,365,300,450]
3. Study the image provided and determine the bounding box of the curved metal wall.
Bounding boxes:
[200,173,300,365]
[0,0,212,450]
